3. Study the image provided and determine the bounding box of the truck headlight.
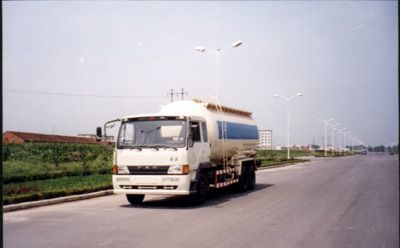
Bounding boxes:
[118,166,130,175]
[168,164,189,175]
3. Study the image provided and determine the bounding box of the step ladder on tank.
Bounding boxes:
[210,99,240,189]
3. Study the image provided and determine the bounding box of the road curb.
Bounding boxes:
[3,190,114,213]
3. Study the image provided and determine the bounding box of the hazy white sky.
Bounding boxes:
[3,1,398,146]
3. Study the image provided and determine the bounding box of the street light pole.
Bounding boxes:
[318,118,334,157]
[216,51,220,99]
[349,133,355,152]
[346,131,353,152]
[339,127,346,154]
[274,92,304,160]
[196,41,243,100]
[330,123,341,156]
[342,129,345,151]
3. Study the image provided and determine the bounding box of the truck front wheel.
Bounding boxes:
[191,172,209,205]
[126,194,145,205]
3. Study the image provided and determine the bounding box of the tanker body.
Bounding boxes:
[96,99,260,205]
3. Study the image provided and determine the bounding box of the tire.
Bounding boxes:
[126,194,145,205]
[235,165,249,192]
[247,165,256,190]
[191,172,209,205]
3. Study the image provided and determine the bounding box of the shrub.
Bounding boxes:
[2,143,113,164]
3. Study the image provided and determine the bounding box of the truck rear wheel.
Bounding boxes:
[247,165,256,190]
[235,165,249,192]
[126,194,145,205]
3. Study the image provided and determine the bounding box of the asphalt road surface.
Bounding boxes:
[4,155,399,248]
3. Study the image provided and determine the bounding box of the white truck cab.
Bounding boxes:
[112,115,210,195]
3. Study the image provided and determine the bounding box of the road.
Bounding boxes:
[4,155,399,248]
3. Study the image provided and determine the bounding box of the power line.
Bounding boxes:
[4,89,166,99]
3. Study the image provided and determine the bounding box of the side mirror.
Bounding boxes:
[96,127,102,142]
[187,134,194,148]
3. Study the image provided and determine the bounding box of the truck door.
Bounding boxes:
[189,121,210,168]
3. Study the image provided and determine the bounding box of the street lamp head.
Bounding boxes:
[273,94,280,97]
[195,46,206,52]
[232,40,243,48]
[296,92,304,97]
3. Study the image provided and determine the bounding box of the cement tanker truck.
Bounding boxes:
[96,99,260,205]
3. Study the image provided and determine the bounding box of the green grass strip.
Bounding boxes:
[258,158,308,168]
[3,160,112,184]
[3,174,112,205]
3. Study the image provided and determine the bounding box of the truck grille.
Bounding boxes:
[127,166,169,175]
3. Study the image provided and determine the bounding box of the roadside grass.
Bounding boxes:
[257,149,313,159]
[3,143,113,205]
[3,160,112,184]
[3,174,113,205]
[257,150,310,168]
[258,158,309,169]
[256,149,353,168]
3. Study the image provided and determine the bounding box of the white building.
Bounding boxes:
[258,130,273,149]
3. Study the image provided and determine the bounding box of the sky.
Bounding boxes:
[3,1,398,147]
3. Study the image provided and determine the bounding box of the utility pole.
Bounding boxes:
[167,89,174,102]
[167,88,188,102]
[179,88,188,100]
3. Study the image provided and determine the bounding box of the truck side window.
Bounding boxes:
[191,122,201,142]
[201,122,208,142]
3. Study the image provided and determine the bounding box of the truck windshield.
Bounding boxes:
[117,119,187,149]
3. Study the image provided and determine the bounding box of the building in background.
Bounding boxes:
[2,131,99,144]
[258,129,273,149]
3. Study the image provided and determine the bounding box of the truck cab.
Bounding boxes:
[111,115,211,204]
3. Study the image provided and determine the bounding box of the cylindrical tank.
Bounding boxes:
[159,99,259,163]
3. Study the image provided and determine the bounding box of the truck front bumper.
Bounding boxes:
[112,174,192,195]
